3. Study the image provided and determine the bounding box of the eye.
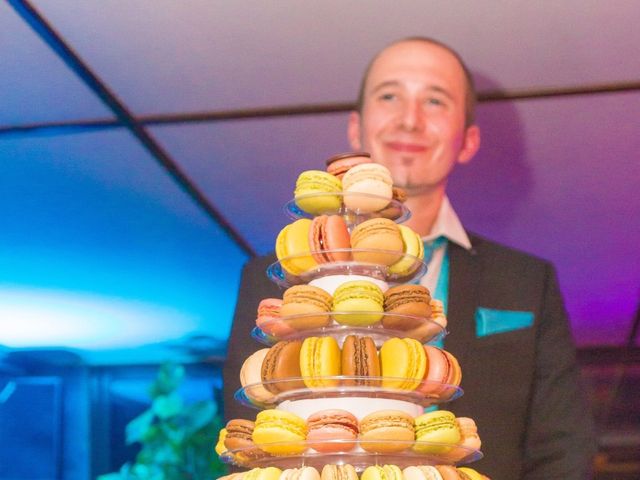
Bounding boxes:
[379,92,397,102]
[425,97,445,107]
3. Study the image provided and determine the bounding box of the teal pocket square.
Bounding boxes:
[475,308,534,337]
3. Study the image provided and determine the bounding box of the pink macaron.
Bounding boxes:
[256,298,294,337]
[306,409,358,453]
[309,215,352,263]
[417,345,461,398]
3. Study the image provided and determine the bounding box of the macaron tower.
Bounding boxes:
[219,153,490,479]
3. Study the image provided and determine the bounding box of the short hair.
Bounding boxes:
[355,37,477,127]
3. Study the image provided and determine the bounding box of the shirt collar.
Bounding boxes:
[421,196,472,251]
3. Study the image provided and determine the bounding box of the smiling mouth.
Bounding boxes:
[385,141,428,153]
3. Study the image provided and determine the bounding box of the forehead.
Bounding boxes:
[365,41,466,96]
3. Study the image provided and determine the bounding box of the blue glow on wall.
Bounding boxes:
[0,129,248,359]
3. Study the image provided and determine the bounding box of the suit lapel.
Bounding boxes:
[446,236,483,370]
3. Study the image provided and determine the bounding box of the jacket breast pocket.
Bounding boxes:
[475,307,535,347]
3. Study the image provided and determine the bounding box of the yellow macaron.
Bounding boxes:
[380,337,427,390]
[388,224,424,275]
[294,170,342,215]
[300,336,341,387]
[413,410,461,453]
[361,465,403,480]
[332,280,385,326]
[252,409,307,455]
[243,467,283,480]
[276,218,317,275]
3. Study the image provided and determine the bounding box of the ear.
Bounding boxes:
[347,111,363,150]
[457,124,481,164]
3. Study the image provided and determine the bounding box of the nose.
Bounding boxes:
[398,99,425,131]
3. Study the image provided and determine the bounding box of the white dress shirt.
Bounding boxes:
[419,196,472,295]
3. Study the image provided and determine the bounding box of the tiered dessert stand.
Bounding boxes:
[220,188,484,474]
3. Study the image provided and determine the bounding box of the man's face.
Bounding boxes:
[349,41,479,194]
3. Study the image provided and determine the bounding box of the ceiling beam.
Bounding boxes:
[2,81,640,137]
[7,0,256,258]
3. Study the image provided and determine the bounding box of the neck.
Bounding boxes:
[402,186,446,237]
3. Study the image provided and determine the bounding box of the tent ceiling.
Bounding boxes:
[2,1,639,356]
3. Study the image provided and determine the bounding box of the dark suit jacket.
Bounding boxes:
[223,233,596,480]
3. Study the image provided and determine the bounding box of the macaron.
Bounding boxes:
[332,280,385,326]
[320,465,358,480]
[456,467,489,480]
[382,284,442,343]
[341,162,393,213]
[388,224,425,275]
[350,218,404,265]
[435,466,465,480]
[252,409,307,455]
[417,345,462,399]
[240,348,275,404]
[383,284,432,332]
[325,152,372,178]
[215,427,227,456]
[306,409,358,453]
[276,219,317,275]
[378,186,408,220]
[261,340,305,394]
[224,419,264,462]
[430,299,448,330]
[243,467,283,480]
[309,215,352,263]
[299,336,341,388]
[224,419,256,451]
[403,466,445,480]
[256,298,295,337]
[457,417,481,450]
[217,474,245,480]
[361,465,403,480]
[380,337,427,390]
[407,298,448,342]
[413,410,461,453]
[359,409,415,453]
[279,467,321,480]
[280,285,332,330]
[294,170,342,215]
[340,335,380,386]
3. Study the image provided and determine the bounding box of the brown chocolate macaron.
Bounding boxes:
[341,335,380,386]
[261,340,305,394]
[377,186,408,220]
[224,419,255,451]
[223,419,265,462]
[383,284,432,331]
[325,152,371,179]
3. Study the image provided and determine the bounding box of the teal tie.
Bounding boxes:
[423,236,448,265]
[424,237,448,349]
[423,237,449,412]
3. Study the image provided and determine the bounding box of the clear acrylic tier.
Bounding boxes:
[235,377,462,410]
[220,440,482,471]
[251,312,446,346]
[284,192,411,224]
[267,249,427,288]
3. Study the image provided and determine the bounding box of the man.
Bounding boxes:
[224,38,596,479]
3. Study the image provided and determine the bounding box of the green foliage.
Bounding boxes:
[99,363,228,480]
